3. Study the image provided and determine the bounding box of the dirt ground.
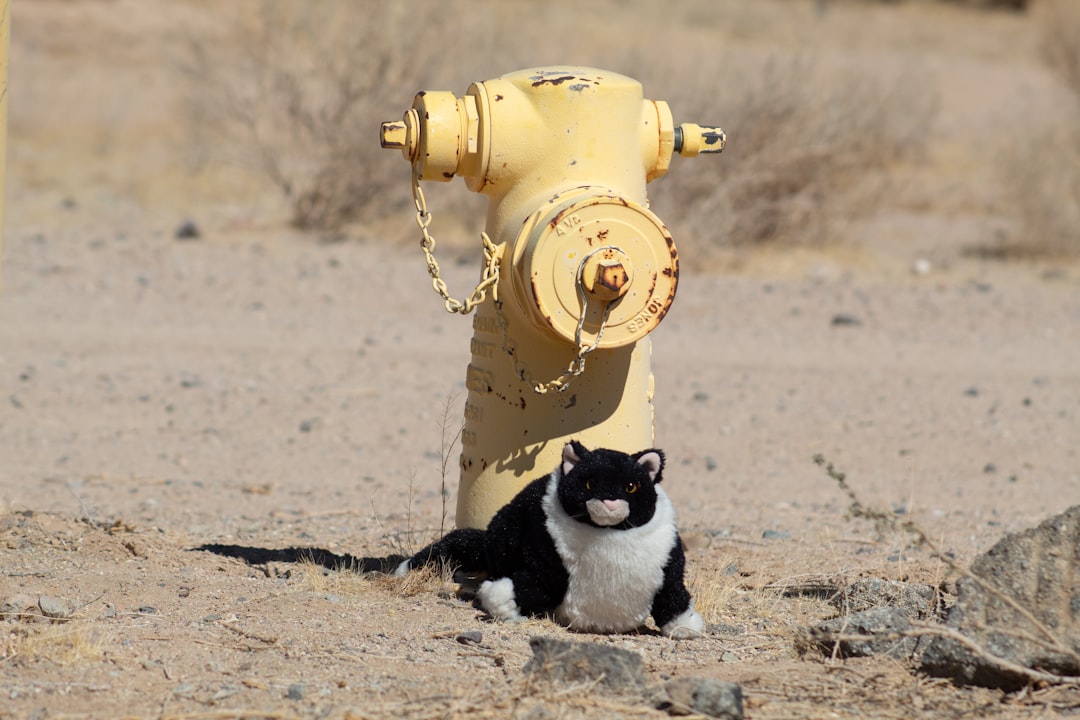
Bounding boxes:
[1,1,1079,718]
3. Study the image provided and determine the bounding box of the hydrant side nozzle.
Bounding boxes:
[379,108,419,161]
[675,123,727,157]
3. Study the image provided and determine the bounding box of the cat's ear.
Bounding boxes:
[634,449,665,483]
[562,441,586,476]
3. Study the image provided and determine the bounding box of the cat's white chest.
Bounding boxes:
[542,476,678,632]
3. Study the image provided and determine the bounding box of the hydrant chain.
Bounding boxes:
[411,170,499,315]
[493,254,616,396]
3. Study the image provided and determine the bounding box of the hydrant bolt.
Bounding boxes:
[380,108,420,161]
[582,250,633,302]
[380,120,408,150]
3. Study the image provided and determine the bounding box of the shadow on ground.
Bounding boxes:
[193,543,406,574]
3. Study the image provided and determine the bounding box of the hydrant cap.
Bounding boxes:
[515,189,678,349]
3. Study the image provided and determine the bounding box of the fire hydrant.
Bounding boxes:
[380,67,724,529]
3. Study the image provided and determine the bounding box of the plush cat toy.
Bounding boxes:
[395,441,704,638]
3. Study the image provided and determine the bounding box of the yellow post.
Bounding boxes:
[0,1,8,289]
[380,67,724,528]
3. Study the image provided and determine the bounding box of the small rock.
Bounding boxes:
[830,313,862,327]
[807,607,921,659]
[38,595,72,619]
[1,594,35,617]
[211,685,241,701]
[833,578,942,621]
[911,258,932,276]
[656,676,744,719]
[287,683,305,700]
[523,636,643,690]
[455,631,483,645]
[122,538,148,558]
[174,220,201,240]
[761,529,790,541]
[707,623,745,637]
[173,683,196,698]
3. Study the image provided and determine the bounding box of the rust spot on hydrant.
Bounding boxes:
[597,263,628,293]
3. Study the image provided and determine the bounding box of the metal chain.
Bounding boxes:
[494,249,616,395]
[412,170,499,315]
[411,171,612,394]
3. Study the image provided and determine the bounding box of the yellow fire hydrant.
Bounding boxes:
[380,67,724,529]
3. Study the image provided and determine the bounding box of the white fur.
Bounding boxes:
[393,559,411,577]
[661,605,705,638]
[542,471,679,633]
[477,577,525,622]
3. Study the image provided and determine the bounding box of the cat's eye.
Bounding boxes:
[626,481,639,494]
[585,480,591,491]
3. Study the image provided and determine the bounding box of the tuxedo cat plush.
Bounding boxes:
[395,441,704,638]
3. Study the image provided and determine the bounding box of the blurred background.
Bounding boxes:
[7,0,1079,272]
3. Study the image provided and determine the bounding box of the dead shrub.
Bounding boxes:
[180,2,936,253]
[1039,0,1080,100]
[993,125,1080,259]
[645,54,936,256]
[986,0,1080,259]
[179,1,474,231]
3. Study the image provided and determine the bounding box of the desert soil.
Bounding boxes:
[1,1,1078,719]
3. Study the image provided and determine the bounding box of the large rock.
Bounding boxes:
[921,505,1080,689]
[523,636,644,690]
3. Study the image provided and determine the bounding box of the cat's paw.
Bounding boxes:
[661,606,704,639]
[392,559,411,577]
[477,577,525,623]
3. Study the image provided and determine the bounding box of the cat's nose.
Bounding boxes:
[602,499,622,511]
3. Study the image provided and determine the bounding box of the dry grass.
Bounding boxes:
[296,555,457,600]
[2,623,105,666]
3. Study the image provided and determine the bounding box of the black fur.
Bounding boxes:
[398,441,702,636]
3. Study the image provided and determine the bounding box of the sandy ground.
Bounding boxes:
[1,1,1079,718]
